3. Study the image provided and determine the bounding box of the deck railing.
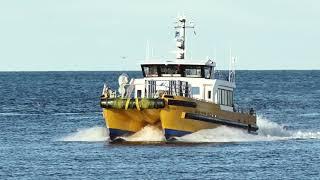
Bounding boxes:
[145,80,192,98]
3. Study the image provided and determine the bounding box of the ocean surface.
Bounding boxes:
[0,71,319,179]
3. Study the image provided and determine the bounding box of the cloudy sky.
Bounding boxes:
[0,0,319,71]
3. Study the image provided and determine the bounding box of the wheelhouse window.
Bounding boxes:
[141,64,214,78]
[160,65,181,77]
[185,66,202,78]
[142,65,158,77]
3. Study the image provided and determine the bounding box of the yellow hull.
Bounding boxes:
[101,96,257,141]
[102,108,161,140]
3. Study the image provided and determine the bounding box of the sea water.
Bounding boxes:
[0,71,319,179]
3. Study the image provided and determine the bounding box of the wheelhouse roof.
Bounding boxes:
[140,59,216,67]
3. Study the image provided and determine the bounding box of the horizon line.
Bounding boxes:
[0,69,319,72]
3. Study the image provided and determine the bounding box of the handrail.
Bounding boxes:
[145,79,192,98]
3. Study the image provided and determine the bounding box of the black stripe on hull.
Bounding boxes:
[184,113,258,132]
[167,100,197,108]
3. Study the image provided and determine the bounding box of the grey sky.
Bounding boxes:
[0,0,319,71]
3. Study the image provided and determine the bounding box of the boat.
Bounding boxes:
[100,16,258,142]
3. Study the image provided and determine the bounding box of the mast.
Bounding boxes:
[228,50,236,84]
[174,16,195,59]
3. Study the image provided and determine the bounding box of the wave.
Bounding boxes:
[58,117,320,143]
[126,116,320,143]
[298,113,320,117]
[177,117,320,143]
[0,112,39,116]
[59,126,108,142]
[53,112,102,116]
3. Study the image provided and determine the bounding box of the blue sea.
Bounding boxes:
[0,71,319,179]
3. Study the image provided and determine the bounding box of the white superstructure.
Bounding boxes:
[132,17,236,112]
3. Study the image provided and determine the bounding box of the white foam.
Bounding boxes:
[123,125,165,142]
[58,117,320,143]
[291,131,320,139]
[59,126,108,142]
[256,117,291,137]
[177,116,320,143]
